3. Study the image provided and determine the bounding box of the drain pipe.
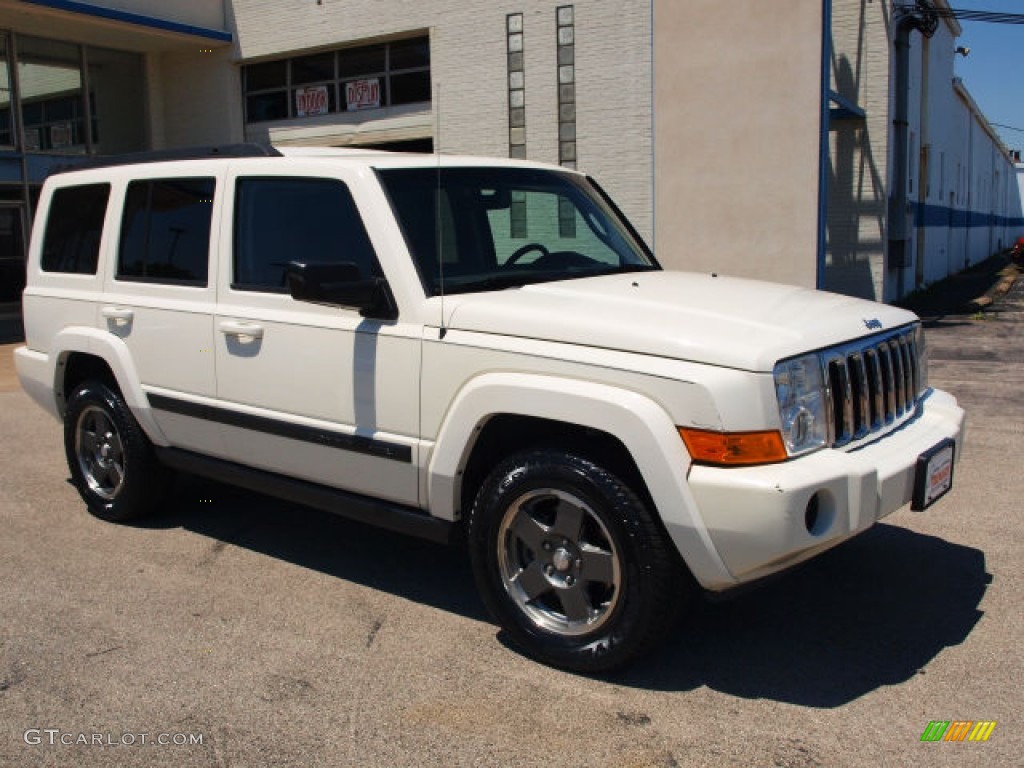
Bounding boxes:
[889,1,937,299]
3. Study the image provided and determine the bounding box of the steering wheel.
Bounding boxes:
[505,242,551,266]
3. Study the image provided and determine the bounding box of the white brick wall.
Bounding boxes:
[824,0,891,301]
[218,0,654,241]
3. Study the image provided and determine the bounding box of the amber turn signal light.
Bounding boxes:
[678,427,788,466]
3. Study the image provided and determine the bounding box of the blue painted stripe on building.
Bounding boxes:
[19,0,232,42]
[912,201,1024,229]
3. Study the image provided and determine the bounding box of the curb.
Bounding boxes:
[966,257,1021,312]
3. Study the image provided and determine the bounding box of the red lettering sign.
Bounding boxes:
[345,79,381,111]
[295,86,329,117]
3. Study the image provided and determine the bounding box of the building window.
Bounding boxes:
[17,37,88,153]
[506,13,526,161]
[0,35,13,147]
[556,5,576,172]
[117,178,215,285]
[0,36,145,155]
[242,36,430,124]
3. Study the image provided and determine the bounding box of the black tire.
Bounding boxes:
[64,380,168,522]
[468,449,690,672]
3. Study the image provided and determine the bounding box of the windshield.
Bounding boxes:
[378,167,657,295]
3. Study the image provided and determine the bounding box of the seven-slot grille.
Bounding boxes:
[823,327,922,447]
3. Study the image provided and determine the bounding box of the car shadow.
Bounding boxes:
[612,523,989,707]
[142,476,988,707]
[139,473,487,623]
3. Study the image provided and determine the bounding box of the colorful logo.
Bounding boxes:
[920,721,997,742]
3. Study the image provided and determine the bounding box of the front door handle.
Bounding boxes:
[218,321,265,340]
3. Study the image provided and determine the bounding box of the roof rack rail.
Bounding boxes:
[48,143,282,176]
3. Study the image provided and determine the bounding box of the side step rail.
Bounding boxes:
[155,447,456,546]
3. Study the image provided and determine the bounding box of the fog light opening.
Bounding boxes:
[804,495,819,533]
[804,491,835,537]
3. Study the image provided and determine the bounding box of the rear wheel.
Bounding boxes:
[64,380,168,522]
[468,449,689,672]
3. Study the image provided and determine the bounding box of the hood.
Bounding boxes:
[443,271,918,372]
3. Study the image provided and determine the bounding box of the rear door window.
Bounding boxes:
[117,177,215,285]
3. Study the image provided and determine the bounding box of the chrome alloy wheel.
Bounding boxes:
[74,405,126,501]
[497,488,622,637]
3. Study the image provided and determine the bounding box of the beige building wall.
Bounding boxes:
[652,0,823,287]
[155,47,244,148]
[824,0,891,301]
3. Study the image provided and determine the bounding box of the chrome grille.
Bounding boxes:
[824,327,922,448]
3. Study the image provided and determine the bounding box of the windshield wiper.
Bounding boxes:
[441,263,659,295]
[442,270,568,294]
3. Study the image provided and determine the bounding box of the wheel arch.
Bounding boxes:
[51,327,169,446]
[426,372,735,589]
[459,414,652,522]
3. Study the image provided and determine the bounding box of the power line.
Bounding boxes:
[947,10,1024,25]
[990,122,1024,134]
[897,4,1024,24]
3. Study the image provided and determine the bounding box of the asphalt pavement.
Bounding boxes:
[0,261,1021,767]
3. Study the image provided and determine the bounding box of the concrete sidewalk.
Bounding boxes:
[898,250,1022,322]
[1,346,18,392]
[0,303,23,393]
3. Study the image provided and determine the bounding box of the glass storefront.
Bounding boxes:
[0,31,147,303]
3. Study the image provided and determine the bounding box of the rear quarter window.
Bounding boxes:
[40,183,111,274]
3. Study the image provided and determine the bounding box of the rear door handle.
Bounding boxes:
[101,306,134,322]
[218,321,265,340]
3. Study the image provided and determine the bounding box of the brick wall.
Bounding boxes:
[824,0,891,301]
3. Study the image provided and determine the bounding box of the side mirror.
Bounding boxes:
[285,262,397,320]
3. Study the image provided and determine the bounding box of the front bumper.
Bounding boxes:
[688,388,965,587]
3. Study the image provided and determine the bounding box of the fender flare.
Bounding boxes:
[52,327,170,446]
[427,372,734,588]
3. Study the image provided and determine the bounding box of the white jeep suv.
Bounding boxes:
[15,145,964,671]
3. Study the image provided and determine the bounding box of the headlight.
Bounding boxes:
[773,354,829,456]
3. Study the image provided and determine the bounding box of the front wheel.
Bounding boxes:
[64,380,168,522]
[468,450,689,672]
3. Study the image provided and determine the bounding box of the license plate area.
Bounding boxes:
[912,438,955,511]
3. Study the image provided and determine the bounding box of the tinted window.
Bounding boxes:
[40,183,110,274]
[234,177,379,291]
[117,178,215,285]
[390,71,431,106]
